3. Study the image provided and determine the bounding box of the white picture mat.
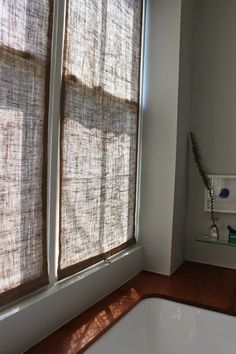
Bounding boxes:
[204,175,236,213]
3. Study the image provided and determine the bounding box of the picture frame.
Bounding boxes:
[204,175,236,213]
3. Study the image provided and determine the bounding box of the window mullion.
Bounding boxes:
[47,0,66,284]
[135,0,146,242]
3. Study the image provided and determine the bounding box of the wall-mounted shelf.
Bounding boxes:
[195,236,236,247]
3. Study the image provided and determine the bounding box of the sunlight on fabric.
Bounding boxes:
[0,0,51,306]
[65,0,138,101]
[59,0,142,278]
[103,1,135,101]
[0,109,22,292]
[0,0,49,56]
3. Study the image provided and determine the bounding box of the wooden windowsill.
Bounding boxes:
[26,261,236,353]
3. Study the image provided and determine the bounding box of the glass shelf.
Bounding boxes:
[195,236,236,247]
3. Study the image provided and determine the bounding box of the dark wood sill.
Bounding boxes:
[25,261,236,354]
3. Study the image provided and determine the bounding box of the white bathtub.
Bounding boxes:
[85,298,236,354]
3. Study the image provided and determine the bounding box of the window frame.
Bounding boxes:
[0,2,145,351]
[58,0,143,278]
[0,0,53,306]
[47,0,145,287]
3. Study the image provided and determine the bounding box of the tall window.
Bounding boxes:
[0,0,52,306]
[0,0,142,305]
[59,0,142,278]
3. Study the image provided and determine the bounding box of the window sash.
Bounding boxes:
[58,0,143,278]
[0,0,53,307]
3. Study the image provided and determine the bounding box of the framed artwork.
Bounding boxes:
[204,175,236,213]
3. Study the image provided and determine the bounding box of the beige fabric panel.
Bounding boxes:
[0,0,52,305]
[59,0,142,274]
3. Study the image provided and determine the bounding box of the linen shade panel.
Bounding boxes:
[0,0,52,306]
[59,0,142,278]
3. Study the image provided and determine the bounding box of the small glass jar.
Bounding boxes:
[208,224,219,240]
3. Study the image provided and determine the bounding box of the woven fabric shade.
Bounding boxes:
[59,0,142,278]
[0,0,52,306]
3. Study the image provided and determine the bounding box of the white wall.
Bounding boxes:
[171,0,195,273]
[140,0,182,275]
[140,0,236,273]
[185,0,236,268]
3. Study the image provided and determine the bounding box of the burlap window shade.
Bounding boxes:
[0,0,52,306]
[59,0,142,278]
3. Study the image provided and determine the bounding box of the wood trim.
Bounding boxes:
[58,238,136,280]
[0,276,48,308]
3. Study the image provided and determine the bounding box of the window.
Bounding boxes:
[59,0,142,278]
[0,0,52,306]
[0,0,143,306]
